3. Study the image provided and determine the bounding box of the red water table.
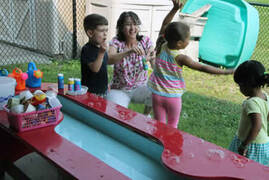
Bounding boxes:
[0,83,268,179]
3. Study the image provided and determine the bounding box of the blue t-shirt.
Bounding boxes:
[80,42,108,94]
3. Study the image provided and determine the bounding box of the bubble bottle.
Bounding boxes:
[142,56,148,70]
[74,78,81,91]
[58,73,64,90]
[68,78,75,91]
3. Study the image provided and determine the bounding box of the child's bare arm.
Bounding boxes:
[159,0,183,36]
[176,54,234,75]
[88,42,107,72]
[156,0,183,55]
[238,113,262,156]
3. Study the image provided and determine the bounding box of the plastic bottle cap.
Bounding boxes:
[58,73,63,76]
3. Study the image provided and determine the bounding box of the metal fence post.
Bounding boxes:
[72,0,77,59]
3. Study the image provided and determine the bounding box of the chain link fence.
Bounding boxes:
[0,1,268,66]
[0,0,85,65]
[249,2,269,68]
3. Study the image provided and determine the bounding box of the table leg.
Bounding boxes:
[0,161,4,180]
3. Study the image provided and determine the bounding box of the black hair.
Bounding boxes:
[116,11,143,41]
[164,22,190,44]
[83,14,108,32]
[234,60,269,88]
[155,36,166,55]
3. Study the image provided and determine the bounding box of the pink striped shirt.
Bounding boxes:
[148,43,185,97]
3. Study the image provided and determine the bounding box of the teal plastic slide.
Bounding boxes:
[182,0,259,68]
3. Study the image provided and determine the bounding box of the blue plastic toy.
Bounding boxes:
[182,0,259,68]
[0,69,8,76]
[26,62,43,88]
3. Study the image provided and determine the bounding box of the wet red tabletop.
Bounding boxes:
[1,83,269,179]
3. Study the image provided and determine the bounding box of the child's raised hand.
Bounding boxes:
[172,0,183,10]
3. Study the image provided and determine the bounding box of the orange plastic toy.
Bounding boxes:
[8,68,28,91]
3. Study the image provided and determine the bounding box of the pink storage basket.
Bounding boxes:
[4,105,62,132]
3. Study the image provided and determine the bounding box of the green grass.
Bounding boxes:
[180,92,240,148]
[1,60,81,84]
[248,0,269,3]
[181,68,243,148]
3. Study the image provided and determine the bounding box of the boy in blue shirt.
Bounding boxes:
[81,14,108,96]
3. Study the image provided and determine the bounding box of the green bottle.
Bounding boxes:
[142,57,148,70]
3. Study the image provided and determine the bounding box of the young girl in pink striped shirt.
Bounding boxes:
[148,2,233,128]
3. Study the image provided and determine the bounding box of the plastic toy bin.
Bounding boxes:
[4,106,62,132]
